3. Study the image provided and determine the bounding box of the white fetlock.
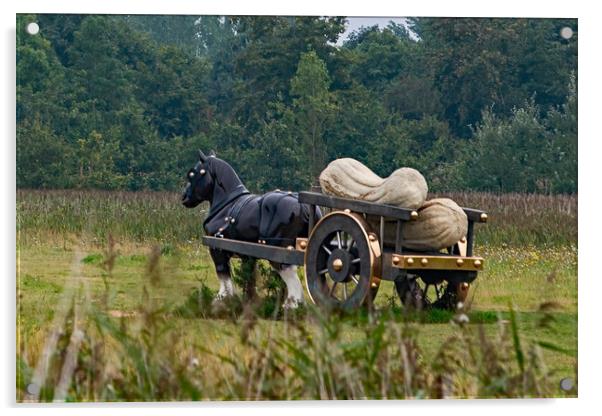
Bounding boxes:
[278,265,304,310]
[212,293,227,305]
[283,296,303,310]
[215,272,235,303]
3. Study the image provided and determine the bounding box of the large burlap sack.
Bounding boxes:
[319,158,428,210]
[371,198,468,251]
[401,198,467,251]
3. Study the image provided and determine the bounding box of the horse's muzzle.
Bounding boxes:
[181,185,192,207]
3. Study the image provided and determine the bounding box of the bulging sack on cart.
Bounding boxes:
[320,158,468,251]
[371,198,468,251]
[318,158,428,210]
[385,198,468,251]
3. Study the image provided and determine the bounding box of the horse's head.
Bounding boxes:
[181,150,216,208]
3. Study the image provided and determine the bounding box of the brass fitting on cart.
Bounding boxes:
[296,238,308,250]
[392,254,485,271]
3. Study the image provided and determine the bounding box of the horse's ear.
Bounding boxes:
[209,149,216,157]
[198,150,207,162]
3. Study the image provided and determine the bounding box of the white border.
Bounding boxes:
[3,1,600,415]
[8,0,581,17]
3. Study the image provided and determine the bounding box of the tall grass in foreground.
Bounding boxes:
[17,190,576,247]
[17,242,576,401]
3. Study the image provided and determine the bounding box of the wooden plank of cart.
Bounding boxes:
[202,191,488,311]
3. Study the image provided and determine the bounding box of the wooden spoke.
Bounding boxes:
[318,268,329,275]
[351,258,361,264]
[336,232,342,249]
[350,275,359,284]
[329,282,338,297]
[322,245,332,255]
[346,239,356,252]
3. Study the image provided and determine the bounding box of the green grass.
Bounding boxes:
[16,240,577,401]
[15,190,578,401]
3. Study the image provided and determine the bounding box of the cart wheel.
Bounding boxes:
[304,211,380,311]
[395,278,468,311]
[395,276,427,309]
[431,282,465,310]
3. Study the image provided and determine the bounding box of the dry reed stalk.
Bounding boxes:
[28,249,84,402]
[53,285,85,401]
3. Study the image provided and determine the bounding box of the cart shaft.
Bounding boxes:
[202,236,305,265]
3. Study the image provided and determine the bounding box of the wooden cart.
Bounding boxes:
[202,191,488,310]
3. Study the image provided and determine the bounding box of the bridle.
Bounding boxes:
[188,157,251,230]
[187,160,208,186]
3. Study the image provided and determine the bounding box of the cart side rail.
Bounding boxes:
[462,207,488,223]
[300,191,487,223]
[298,191,417,221]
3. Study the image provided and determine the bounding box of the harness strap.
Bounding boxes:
[203,185,250,229]
[216,194,256,238]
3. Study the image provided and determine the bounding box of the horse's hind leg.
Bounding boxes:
[275,265,304,309]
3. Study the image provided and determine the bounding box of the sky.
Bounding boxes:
[339,17,415,44]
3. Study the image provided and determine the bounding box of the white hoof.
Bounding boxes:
[283,297,303,310]
[212,293,231,306]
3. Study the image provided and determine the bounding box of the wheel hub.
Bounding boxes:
[328,249,352,282]
[332,258,343,272]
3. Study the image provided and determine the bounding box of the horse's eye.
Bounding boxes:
[200,169,206,175]
[189,172,195,179]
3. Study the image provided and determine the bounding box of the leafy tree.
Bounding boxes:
[16,14,67,130]
[418,17,577,137]
[230,16,345,133]
[15,14,578,194]
[290,51,337,184]
[468,101,552,193]
[242,100,307,192]
[343,25,415,91]
[126,15,202,56]
[136,45,212,138]
[35,14,86,65]
[384,74,443,121]
[195,16,245,116]
[391,117,466,192]
[74,131,125,189]
[327,84,394,175]
[541,75,577,193]
[16,118,73,188]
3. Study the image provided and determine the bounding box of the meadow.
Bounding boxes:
[16,190,578,401]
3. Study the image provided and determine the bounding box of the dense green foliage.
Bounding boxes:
[17,15,577,193]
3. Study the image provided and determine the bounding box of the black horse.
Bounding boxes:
[182,150,321,309]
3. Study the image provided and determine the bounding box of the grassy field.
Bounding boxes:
[16,190,578,401]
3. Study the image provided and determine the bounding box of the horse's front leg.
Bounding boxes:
[276,265,304,309]
[210,249,235,301]
[216,269,235,300]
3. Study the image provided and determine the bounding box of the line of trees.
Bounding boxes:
[16,15,577,194]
